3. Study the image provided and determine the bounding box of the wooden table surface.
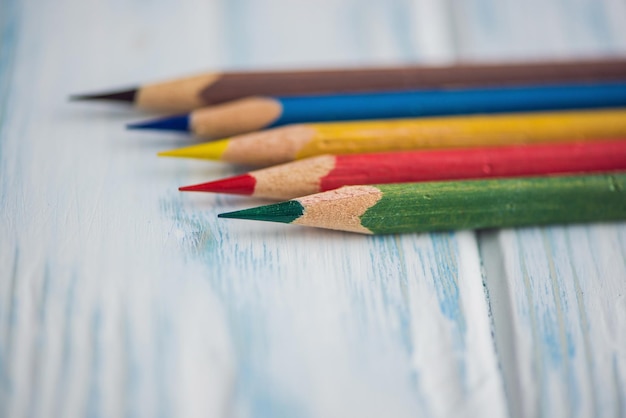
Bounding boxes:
[1,0,625,417]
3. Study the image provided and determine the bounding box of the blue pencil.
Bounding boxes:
[127,81,626,139]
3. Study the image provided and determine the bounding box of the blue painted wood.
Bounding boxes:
[461,1,626,417]
[482,226,626,417]
[0,0,624,417]
[273,82,626,125]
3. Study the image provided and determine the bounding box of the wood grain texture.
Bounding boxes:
[480,226,626,418]
[1,0,625,417]
[0,0,505,417]
[456,1,626,417]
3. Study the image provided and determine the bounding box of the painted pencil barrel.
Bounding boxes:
[300,109,626,159]
[159,109,626,167]
[76,58,626,112]
[359,175,626,234]
[270,82,626,128]
[180,140,626,200]
[195,59,626,108]
[322,140,626,192]
[218,174,626,234]
[134,82,626,138]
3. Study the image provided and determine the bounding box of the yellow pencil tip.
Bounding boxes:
[157,150,182,157]
[157,139,230,160]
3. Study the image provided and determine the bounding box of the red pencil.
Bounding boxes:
[179,139,626,200]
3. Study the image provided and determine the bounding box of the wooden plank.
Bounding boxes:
[455,1,626,416]
[0,0,507,417]
[481,226,626,417]
[451,0,626,60]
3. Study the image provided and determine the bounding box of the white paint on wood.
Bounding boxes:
[1,0,625,417]
[459,3,626,416]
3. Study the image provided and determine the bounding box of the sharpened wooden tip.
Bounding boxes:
[176,140,626,200]
[217,175,626,234]
[70,89,137,103]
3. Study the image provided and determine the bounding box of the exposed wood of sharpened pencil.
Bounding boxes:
[179,140,626,200]
[73,57,626,112]
[158,109,626,167]
[218,174,626,234]
[130,82,626,138]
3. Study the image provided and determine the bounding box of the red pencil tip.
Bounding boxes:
[178,174,256,195]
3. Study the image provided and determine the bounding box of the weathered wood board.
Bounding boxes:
[0,0,624,416]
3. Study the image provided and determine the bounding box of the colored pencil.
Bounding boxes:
[129,82,626,139]
[179,140,626,200]
[158,109,626,167]
[218,174,626,234]
[72,58,626,112]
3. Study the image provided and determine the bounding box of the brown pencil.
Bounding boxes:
[72,58,626,112]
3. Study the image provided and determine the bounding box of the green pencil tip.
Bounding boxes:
[218,200,305,224]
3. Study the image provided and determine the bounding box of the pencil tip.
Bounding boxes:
[179,174,256,195]
[69,88,137,103]
[157,150,184,158]
[157,139,230,160]
[128,114,190,132]
[218,200,304,224]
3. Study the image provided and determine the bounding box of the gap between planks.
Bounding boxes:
[477,230,522,418]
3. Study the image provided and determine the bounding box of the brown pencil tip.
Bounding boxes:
[69,88,137,103]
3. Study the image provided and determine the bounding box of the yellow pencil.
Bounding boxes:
[158,109,626,167]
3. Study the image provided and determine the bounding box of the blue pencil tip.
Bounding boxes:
[127,114,190,132]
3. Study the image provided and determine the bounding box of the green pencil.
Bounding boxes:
[218,174,626,234]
